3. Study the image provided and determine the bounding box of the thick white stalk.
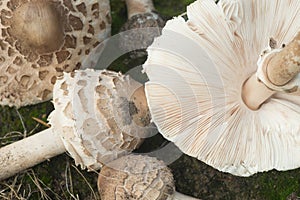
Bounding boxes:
[242,75,275,110]
[173,191,200,200]
[0,128,65,180]
[125,0,155,18]
[266,32,300,86]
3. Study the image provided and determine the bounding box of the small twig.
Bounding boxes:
[71,164,98,200]
[179,12,187,17]
[28,123,42,136]
[32,117,51,128]
[27,170,52,200]
[0,131,24,145]
[65,161,79,200]
[15,108,27,138]
[0,174,31,200]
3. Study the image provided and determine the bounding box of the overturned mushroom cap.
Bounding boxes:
[0,0,111,107]
[98,154,175,200]
[48,69,154,170]
[144,0,300,176]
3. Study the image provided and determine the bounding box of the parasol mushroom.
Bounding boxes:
[98,154,200,200]
[0,69,155,180]
[143,0,300,176]
[119,0,165,57]
[0,0,111,107]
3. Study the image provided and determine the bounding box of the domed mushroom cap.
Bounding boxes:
[98,154,175,200]
[143,0,300,176]
[0,0,111,107]
[48,69,154,170]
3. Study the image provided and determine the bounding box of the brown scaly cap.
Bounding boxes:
[0,0,111,107]
[98,154,175,200]
[48,69,156,170]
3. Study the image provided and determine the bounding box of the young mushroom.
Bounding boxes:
[0,0,111,107]
[98,154,200,200]
[119,0,165,57]
[0,69,155,180]
[143,0,300,176]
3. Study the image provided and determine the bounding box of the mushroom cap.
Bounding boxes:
[143,0,300,176]
[98,154,175,200]
[48,69,155,170]
[0,0,111,107]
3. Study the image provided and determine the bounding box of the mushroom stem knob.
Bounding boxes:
[11,1,64,54]
[98,154,200,200]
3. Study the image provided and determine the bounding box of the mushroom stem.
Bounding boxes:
[243,32,300,110]
[173,191,200,200]
[242,75,275,110]
[267,32,300,86]
[0,128,65,181]
[125,0,155,18]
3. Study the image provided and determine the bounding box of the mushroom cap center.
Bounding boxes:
[11,1,65,54]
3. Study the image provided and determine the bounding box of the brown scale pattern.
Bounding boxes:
[98,155,175,200]
[0,0,111,107]
[49,70,154,170]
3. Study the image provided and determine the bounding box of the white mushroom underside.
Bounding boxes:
[144,0,300,176]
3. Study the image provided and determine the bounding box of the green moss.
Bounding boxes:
[155,0,194,18]
[110,0,127,35]
[253,170,300,200]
